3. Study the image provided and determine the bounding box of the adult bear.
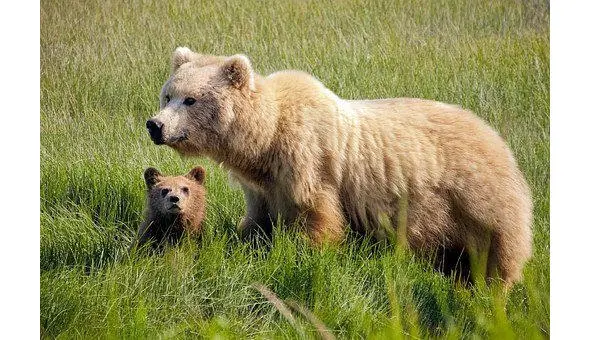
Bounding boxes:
[146,47,532,286]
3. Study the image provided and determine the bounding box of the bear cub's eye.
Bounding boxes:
[181,187,189,194]
[160,188,170,197]
[165,95,171,103]
[183,97,196,106]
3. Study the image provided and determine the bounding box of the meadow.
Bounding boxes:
[41,0,549,338]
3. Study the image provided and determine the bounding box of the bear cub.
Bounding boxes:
[135,166,206,249]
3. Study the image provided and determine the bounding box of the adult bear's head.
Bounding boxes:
[146,47,257,157]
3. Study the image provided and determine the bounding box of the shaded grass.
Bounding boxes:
[41,0,549,338]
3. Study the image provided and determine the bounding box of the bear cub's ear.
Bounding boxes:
[220,55,254,91]
[186,166,206,184]
[144,167,162,189]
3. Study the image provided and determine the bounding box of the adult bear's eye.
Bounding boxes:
[183,97,196,106]
[160,188,170,197]
[181,187,189,194]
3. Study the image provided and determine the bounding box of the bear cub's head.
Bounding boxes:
[146,47,255,156]
[144,166,206,223]
[135,166,206,250]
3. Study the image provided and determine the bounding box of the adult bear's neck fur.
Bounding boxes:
[212,76,282,189]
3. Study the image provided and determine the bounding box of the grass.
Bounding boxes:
[41,0,549,338]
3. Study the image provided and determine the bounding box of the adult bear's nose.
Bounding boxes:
[169,195,179,203]
[146,119,164,145]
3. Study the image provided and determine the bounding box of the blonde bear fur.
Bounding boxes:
[147,47,532,285]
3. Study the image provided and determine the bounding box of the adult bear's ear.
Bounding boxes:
[171,46,202,74]
[186,166,205,184]
[144,167,162,189]
[172,47,227,74]
[220,55,255,91]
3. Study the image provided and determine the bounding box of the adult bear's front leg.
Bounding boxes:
[305,190,346,245]
[238,186,274,241]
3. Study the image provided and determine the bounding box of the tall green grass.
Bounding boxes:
[41,0,549,338]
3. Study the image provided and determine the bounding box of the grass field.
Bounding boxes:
[40,0,549,338]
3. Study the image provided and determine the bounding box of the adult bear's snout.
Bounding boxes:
[146,119,164,145]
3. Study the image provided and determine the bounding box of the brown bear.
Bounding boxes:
[146,47,532,286]
[135,166,206,249]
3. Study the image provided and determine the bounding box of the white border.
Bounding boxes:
[551,0,591,337]
[0,1,41,338]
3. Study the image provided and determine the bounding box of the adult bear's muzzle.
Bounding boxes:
[146,119,164,145]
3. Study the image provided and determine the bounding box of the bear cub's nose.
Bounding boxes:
[146,119,164,144]
[169,195,180,203]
